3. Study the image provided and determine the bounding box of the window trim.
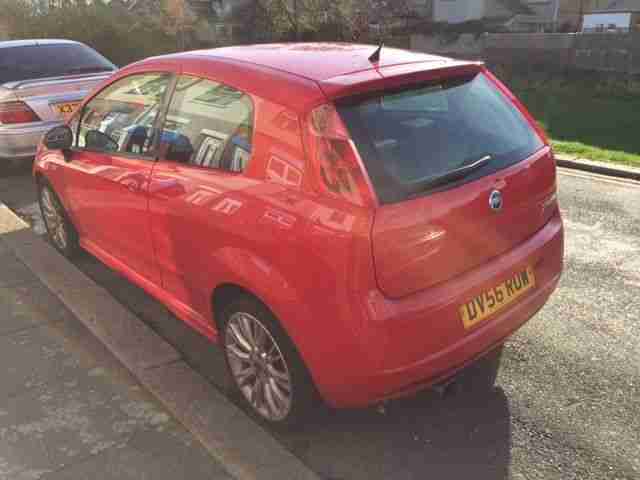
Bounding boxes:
[155,73,256,174]
[72,71,177,161]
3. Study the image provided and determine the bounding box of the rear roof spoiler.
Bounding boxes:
[2,71,115,90]
[319,60,484,100]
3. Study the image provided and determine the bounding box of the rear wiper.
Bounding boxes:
[403,155,492,195]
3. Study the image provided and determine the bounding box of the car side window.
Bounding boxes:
[158,75,254,172]
[77,73,171,157]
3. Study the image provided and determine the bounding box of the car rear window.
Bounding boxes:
[337,72,545,204]
[0,44,115,84]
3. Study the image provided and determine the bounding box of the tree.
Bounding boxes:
[252,0,358,40]
[0,0,31,38]
[1,0,178,65]
[163,0,198,49]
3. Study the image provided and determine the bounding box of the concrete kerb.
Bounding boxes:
[0,201,322,480]
[555,155,640,182]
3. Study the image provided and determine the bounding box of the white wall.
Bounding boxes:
[433,0,486,24]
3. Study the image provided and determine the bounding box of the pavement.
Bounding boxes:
[0,217,232,479]
[1,161,640,480]
[0,169,320,479]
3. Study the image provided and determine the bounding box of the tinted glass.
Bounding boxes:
[159,75,254,172]
[338,73,544,204]
[77,73,171,157]
[0,44,115,84]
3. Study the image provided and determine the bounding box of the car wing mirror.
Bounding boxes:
[43,125,73,160]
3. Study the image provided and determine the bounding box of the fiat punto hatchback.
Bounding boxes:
[34,44,564,425]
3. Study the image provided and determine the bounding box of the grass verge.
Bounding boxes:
[511,81,640,168]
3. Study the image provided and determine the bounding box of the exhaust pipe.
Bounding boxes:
[432,376,458,397]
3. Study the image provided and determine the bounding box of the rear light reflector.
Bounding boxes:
[0,101,41,125]
[305,104,376,208]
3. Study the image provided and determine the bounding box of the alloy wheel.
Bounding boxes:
[40,186,68,251]
[225,312,293,421]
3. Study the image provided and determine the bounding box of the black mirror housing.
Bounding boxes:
[44,125,73,151]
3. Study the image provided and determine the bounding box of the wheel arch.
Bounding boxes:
[210,281,322,396]
[210,279,310,358]
[204,246,372,407]
[211,283,261,332]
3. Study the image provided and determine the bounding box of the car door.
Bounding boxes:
[148,74,258,330]
[63,72,174,285]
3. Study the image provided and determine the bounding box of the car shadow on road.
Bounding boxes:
[72,252,512,480]
[289,387,512,480]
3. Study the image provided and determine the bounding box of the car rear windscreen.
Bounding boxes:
[337,72,545,204]
[0,43,115,84]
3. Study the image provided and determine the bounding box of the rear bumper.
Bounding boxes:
[0,121,59,161]
[322,211,564,408]
[373,267,560,404]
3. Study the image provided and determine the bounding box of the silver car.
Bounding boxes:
[0,39,116,163]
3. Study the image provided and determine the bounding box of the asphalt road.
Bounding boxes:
[1,163,638,480]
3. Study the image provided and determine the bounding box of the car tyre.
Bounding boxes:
[38,181,79,258]
[220,295,318,428]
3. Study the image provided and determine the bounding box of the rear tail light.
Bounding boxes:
[0,101,41,125]
[305,104,376,208]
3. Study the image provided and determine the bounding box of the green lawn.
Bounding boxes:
[512,85,640,168]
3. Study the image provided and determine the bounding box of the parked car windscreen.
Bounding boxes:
[0,43,115,84]
[337,72,545,204]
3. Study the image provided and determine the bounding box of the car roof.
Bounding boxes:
[178,43,453,82]
[0,39,82,49]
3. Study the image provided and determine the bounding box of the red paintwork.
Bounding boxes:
[194,43,450,81]
[63,151,161,284]
[372,147,558,299]
[34,44,564,409]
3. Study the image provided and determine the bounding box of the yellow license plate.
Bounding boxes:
[53,102,80,119]
[460,266,536,330]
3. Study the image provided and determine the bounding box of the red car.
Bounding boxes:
[34,44,563,425]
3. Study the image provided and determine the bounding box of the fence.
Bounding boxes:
[574,33,639,75]
[411,32,640,76]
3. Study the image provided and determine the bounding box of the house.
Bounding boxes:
[582,0,640,32]
[433,0,532,25]
[210,0,320,41]
[432,0,610,32]
[367,0,433,34]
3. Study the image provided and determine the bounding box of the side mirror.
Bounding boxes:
[44,125,73,151]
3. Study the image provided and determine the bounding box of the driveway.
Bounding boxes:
[1,163,638,480]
